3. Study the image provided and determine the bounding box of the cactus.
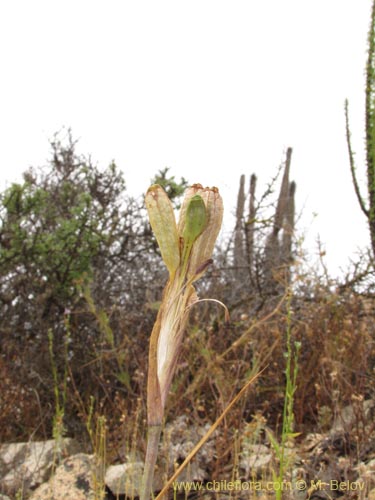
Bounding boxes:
[234,174,246,278]
[263,148,295,293]
[245,174,257,282]
[262,149,295,294]
[273,148,292,236]
[345,0,375,261]
[232,148,295,298]
[281,180,296,285]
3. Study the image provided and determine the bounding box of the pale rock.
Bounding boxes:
[29,453,104,500]
[106,461,164,497]
[239,443,272,477]
[0,438,79,495]
[105,415,216,497]
[162,415,216,482]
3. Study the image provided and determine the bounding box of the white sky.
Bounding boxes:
[0,1,373,277]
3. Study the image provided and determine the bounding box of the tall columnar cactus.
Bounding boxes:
[246,174,257,281]
[345,0,375,260]
[264,148,295,293]
[273,148,292,236]
[233,148,295,296]
[281,180,296,284]
[234,174,246,278]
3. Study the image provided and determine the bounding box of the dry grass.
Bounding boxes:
[1,263,375,486]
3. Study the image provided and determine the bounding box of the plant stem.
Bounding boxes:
[275,290,300,500]
[140,424,162,500]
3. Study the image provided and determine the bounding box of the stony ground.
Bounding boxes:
[1,400,375,500]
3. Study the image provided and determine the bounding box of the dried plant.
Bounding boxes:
[141,183,225,500]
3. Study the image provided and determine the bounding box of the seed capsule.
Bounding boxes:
[181,195,207,269]
[187,187,223,280]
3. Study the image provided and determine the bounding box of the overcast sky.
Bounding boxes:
[0,1,373,277]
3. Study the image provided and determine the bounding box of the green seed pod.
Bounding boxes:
[180,194,207,272]
[183,195,207,245]
[177,184,204,238]
[188,187,224,281]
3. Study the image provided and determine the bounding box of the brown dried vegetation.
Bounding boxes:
[1,137,375,485]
